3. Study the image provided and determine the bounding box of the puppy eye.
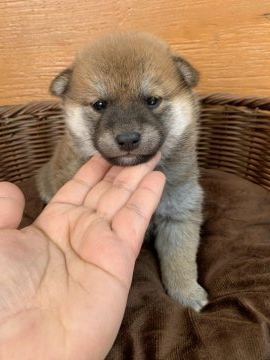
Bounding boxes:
[146,96,162,109]
[92,100,108,112]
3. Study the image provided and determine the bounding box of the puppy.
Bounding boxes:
[37,32,208,311]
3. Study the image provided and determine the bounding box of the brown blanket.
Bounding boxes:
[18,170,270,360]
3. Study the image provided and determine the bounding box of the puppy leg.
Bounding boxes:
[36,134,84,202]
[155,218,208,312]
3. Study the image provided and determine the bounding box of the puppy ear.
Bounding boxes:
[49,68,73,97]
[173,56,199,88]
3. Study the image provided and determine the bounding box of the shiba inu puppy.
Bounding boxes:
[37,32,208,311]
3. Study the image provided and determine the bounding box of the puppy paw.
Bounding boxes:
[168,283,208,312]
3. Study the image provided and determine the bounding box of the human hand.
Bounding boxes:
[0,154,165,359]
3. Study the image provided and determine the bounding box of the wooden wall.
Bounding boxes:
[0,0,269,105]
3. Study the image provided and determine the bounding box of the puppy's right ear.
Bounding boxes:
[49,68,73,97]
[173,56,199,88]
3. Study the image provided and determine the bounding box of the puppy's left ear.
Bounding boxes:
[173,56,199,88]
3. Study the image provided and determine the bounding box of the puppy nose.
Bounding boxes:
[116,132,141,151]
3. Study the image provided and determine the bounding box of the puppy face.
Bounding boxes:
[51,32,199,165]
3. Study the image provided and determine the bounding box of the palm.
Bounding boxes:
[0,155,165,359]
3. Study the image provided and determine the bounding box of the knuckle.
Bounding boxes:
[112,179,133,194]
[72,177,89,188]
[125,202,148,222]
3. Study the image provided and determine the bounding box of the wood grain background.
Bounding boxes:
[0,0,269,105]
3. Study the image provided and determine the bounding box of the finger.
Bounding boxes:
[0,182,25,229]
[50,155,112,206]
[82,165,123,211]
[87,152,161,219]
[112,170,166,256]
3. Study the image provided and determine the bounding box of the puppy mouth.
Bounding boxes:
[104,153,157,166]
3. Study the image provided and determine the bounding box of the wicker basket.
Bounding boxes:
[0,94,270,191]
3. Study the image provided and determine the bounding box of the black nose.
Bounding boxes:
[116,132,141,151]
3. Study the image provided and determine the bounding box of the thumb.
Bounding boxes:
[0,182,25,229]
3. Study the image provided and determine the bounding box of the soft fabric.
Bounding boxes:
[18,170,270,360]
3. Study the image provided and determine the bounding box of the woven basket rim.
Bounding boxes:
[1,92,269,190]
[198,93,270,110]
[0,93,270,114]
